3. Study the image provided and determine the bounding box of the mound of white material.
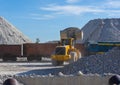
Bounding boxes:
[0,17,32,44]
[81,18,120,43]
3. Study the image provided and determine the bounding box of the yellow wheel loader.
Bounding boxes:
[51,38,80,66]
[51,27,83,66]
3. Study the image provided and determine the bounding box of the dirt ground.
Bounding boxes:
[0,58,65,75]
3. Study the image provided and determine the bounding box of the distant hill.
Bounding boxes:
[81,18,120,43]
[0,17,32,44]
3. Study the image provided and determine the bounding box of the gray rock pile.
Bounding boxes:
[81,18,120,43]
[61,47,120,75]
[0,17,32,44]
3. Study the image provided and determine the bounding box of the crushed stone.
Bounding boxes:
[60,47,120,75]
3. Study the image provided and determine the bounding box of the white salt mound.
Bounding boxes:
[81,18,120,43]
[0,17,32,44]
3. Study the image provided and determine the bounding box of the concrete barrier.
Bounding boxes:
[13,74,114,85]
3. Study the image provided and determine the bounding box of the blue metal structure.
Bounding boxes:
[87,42,120,55]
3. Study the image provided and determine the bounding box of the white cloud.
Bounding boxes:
[105,10,120,17]
[99,0,120,17]
[40,5,104,15]
[105,0,120,8]
[108,13,120,17]
[32,1,120,20]
[66,0,80,3]
[30,13,55,20]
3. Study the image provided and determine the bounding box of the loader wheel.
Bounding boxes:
[52,60,63,66]
[52,60,57,66]
[58,61,64,66]
[69,51,77,64]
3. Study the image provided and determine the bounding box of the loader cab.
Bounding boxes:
[51,45,71,62]
[55,46,66,55]
[53,39,72,56]
[51,38,75,61]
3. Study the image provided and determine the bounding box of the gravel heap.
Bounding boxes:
[81,18,120,43]
[0,17,32,44]
[61,47,120,75]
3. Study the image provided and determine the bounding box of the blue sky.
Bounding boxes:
[0,0,120,42]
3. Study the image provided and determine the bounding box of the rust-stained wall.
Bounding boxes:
[23,43,57,57]
[0,45,21,57]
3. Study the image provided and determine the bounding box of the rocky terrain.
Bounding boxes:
[60,47,120,75]
[0,17,32,44]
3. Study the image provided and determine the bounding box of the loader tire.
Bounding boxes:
[52,60,63,66]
